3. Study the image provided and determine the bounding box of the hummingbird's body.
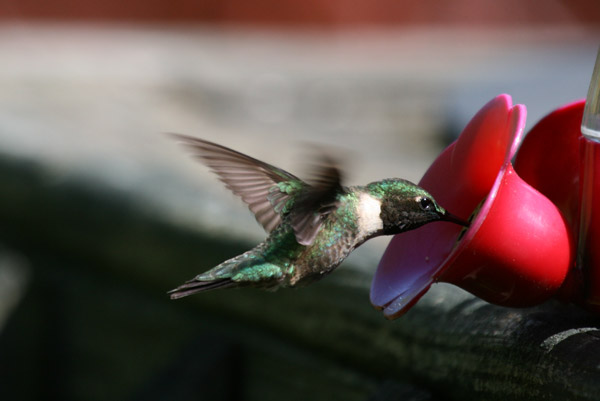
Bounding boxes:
[179,189,379,294]
[168,136,466,299]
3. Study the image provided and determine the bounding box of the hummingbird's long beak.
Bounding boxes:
[441,211,470,227]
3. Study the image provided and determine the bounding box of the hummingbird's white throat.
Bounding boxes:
[357,192,383,239]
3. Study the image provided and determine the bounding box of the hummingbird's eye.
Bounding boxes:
[418,196,434,211]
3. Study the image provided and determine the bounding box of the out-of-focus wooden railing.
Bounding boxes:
[0,154,599,401]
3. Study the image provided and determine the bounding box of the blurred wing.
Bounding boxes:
[290,153,346,246]
[171,134,305,233]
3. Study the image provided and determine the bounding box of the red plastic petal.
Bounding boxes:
[514,100,600,311]
[439,165,571,307]
[514,101,585,230]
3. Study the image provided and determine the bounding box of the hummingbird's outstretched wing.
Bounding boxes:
[171,134,306,233]
[290,153,345,245]
[171,134,346,246]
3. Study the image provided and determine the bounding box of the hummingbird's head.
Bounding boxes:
[368,179,468,235]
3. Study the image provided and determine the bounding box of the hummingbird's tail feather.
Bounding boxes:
[168,278,237,299]
[169,255,244,299]
[168,249,285,299]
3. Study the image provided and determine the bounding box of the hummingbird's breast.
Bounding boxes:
[286,191,368,286]
[260,189,383,288]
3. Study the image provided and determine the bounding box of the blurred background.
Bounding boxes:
[0,1,599,400]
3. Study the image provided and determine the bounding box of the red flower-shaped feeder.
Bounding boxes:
[371,95,573,319]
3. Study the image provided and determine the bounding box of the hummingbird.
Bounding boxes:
[168,135,467,299]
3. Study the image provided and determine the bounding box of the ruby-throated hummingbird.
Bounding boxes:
[168,135,467,299]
